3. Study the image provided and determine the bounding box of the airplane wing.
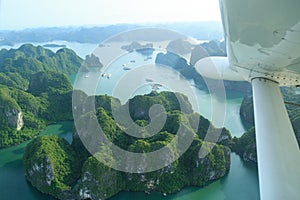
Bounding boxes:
[220,0,300,85]
[196,0,300,199]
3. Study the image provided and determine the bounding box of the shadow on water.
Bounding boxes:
[3,158,23,169]
[12,147,25,155]
[0,159,55,200]
[26,180,56,200]
[110,181,224,200]
[111,154,260,200]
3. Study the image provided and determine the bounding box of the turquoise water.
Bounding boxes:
[0,121,259,200]
[74,50,246,137]
[0,97,259,200]
[110,154,259,200]
[0,122,73,200]
[0,42,260,199]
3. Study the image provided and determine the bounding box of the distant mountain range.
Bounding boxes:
[0,21,223,45]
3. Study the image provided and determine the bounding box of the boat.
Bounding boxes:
[101,73,106,77]
[153,83,162,87]
[145,78,153,82]
[107,74,112,78]
[130,60,135,63]
[151,83,161,90]
[84,75,89,78]
[123,67,131,70]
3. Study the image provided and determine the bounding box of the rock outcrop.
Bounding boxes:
[75,141,231,200]
[23,135,80,199]
[23,92,232,200]
[1,106,24,131]
[232,128,257,163]
[121,41,153,52]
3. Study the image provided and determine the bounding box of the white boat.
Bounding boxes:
[145,78,153,82]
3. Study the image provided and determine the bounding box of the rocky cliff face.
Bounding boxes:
[74,142,231,200]
[242,146,257,163]
[23,135,80,200]
[16,112,24,130]
[0,86,21,130]
[240,96,254,126]
[77,155,124,200]
[26,155,55,188]
[24,92,232,200]
[232,128,257,163]
[2,107,24,131]
[24,131,231,200]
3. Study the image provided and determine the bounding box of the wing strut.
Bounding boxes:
[252,78,300,200]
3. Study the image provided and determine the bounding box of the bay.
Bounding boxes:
[0,41,259,199]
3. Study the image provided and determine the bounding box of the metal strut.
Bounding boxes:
[252,78,300,200]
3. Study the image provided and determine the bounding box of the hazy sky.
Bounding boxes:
[0,0,221,30]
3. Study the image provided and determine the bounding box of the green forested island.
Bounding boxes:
[23,91,232,200]
[0,44,234,200]
[0,43,272,200]
[0,44,82,147]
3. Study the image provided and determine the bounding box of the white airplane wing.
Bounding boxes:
[196,0,300,199]
[220,0,300,85]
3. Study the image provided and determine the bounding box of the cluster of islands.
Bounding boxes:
[0,37,299,200]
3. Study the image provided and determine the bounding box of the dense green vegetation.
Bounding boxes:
[231,128,257,162]
[0,44,82,83]
[0,70,74,148]
[0,44,82,147]
[0,84,46,147]
[24,91,232,200]
[0,41,260,198]
[23,135,80,199]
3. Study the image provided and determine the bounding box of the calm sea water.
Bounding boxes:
[0,121,73,200]
[0,42,260,200]
[0,121,259,200]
